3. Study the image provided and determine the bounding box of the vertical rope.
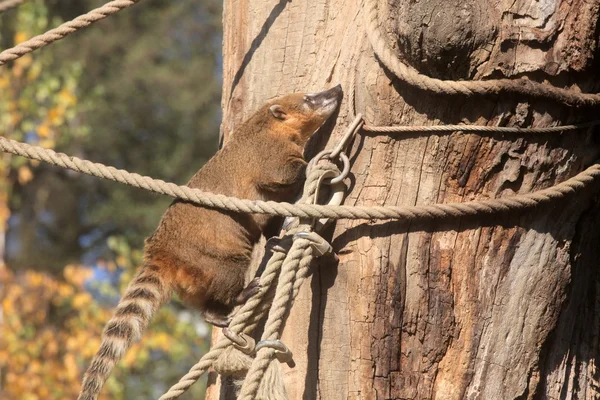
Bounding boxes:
[237,238,314,400]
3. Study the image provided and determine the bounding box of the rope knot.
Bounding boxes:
[212,345,253,378]
[302,160,342,205]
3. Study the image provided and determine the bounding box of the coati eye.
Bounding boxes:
[269,104,287,120]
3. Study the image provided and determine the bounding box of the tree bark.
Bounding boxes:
[210,0,600,398]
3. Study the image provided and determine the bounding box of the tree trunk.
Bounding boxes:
[209,0,600,398]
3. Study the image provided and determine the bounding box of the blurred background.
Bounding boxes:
[0,0,223,398]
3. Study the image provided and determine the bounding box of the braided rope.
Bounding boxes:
[0,0,142,66]
[238,239,313,400]
[363,120,600,134]
[1,135,599,221]
[363,0,600,107]
[0,0,26,13]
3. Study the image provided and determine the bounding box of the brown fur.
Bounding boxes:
[77,85,342,400]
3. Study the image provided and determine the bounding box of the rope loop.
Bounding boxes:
[362,0,600,106]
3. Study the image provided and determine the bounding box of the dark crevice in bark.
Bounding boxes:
[514,366,533,400]
[534,194,600,400]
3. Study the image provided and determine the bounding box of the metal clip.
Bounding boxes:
[222,328,256,355]
[255,340,296,368]
[329,114,364,160]
[312,170,346,230]
[266,236,292,254]
[282,168,346,231]
[293,231,333,257]
[307,150,351,185]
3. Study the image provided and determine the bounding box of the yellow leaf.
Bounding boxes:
[38,386,49,398]
[116,256,128,267]
[39,138,55,148]
[47,107,64,126]
[72,292,92,309]
[64,353,78,380]
[57,283,75,298]
[59,88,77,107]
[2,298,14,314]
[36,123,51,138]
[64,265,92,286]
[14,32,27,44]
[0,350,9,364]
[18,166,33,185]
[26,272,44,286]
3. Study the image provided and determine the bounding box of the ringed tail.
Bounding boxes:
[78,264,172,400]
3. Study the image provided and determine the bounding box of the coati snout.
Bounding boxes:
[303,84,343,116]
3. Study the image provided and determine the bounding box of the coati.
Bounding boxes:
[77,85,342,400]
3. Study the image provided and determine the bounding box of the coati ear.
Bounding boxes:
[269,104,287,120]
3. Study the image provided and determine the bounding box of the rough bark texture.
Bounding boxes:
[209,0,600,399]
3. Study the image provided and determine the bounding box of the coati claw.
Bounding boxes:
[235,277,260,305]
[204,312,232,328]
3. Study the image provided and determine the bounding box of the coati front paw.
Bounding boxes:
[234,277,260,305]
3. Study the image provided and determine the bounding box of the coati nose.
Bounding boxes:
[305,84,343,108]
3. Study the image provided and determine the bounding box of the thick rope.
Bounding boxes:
[238,238,313,400]
[363,120,600,134]
[0,0,142,66]
[1,135,599,221]
[363,0,600,107]
[0,0,26,13]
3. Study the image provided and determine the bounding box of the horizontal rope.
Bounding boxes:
[0,0,141,66]
[0,0,26,13]
[0,135,599,221]
[363,120,600,134]
[363,0,600,107]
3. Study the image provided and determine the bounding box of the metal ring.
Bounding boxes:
[255,340,295,367]
[222,328,256,355]
[308,150,350,185]
[266,236,292,254]
[329,114,364,160]
[293,231,333,257]
[328,152,350,185]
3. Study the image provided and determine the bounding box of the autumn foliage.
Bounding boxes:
[1,261,210,399]
[0,1,221,398]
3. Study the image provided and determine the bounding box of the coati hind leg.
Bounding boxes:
[203,278,260,327]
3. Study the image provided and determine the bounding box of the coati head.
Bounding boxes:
[232,85,342,147]
[266,84,342,143]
